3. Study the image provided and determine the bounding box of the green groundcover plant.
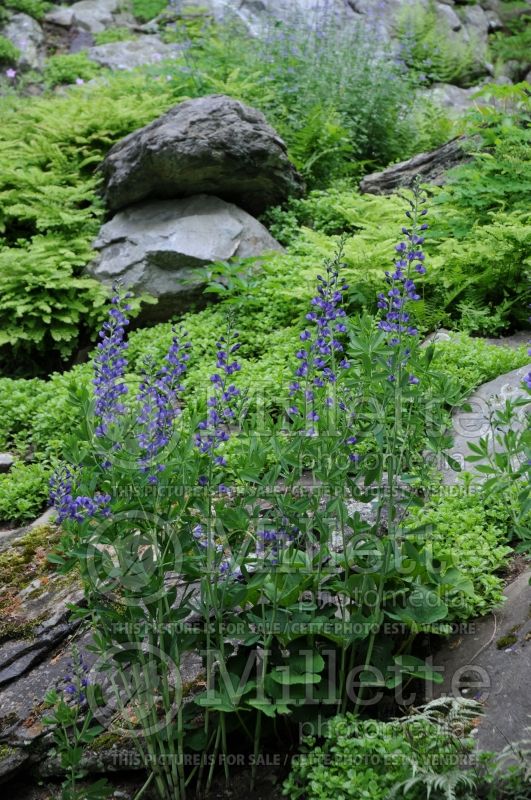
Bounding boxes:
[284,699,480,800]
[131,0,168,23]
[0,461,51,523]
[0,0,51,23]
[284,699,531,800]
[42,53,102,89]
[406,488,514,619]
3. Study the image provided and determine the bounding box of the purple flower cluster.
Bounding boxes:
[192,523,241,580]
[286,250,360,462]
[377,182,428,383]
[136,330,191,483]
[194,327,241,480]
[289,258,349,426]
[93,290,131,437]
[49,467,111,524]
[62,646,89,705]
[256,522,298,565]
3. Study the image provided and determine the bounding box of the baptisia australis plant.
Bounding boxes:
[48,188,477,800]
[43,645,110,800]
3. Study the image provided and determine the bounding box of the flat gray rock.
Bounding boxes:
[100,94,304,215]
[485,331,531,350]
[431,569,531,756]
[90,194,282,320]
[0,508,56,554]
[87,36,181,70]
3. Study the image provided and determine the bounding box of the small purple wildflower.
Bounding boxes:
[256,521,298,566]
[61,645,90,705]
[287,243,361,463]
[191,522,241,578]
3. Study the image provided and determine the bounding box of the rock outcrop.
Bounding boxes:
[100,94,304,215]
[0,512,202,783]
[432,567,531,756]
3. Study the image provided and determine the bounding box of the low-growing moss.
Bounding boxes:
[0,742,17,760]
[496,633,518,649]
[93,27,137,46]
[90,730,135,752]
[0,523,60,590]
[0,617,41,641]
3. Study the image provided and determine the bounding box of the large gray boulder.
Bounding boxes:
[100,94,304,215]
[1,13,45,71]
[90,195,283,320]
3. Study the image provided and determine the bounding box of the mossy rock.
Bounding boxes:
[0,523,60,595]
